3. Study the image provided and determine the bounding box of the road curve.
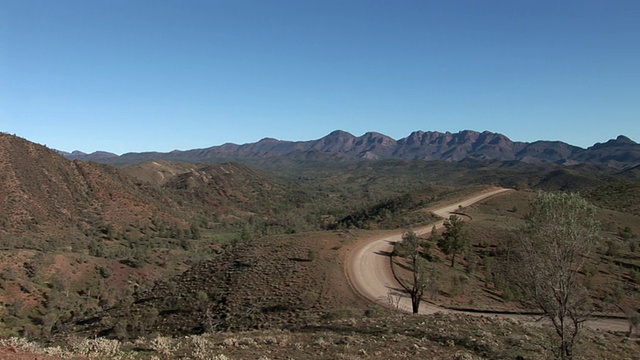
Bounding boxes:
[345,187,630,332]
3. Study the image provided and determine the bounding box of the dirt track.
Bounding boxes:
[345,187,630,333]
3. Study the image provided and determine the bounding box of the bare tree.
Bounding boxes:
[509,192,599,359]
[394,230,438,313]
[438,215,469,267]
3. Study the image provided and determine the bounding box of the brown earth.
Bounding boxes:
[6,313,640,359]
[0,346,86,360]
[346,188,634,333]
[2,189,639,359]
[67,230,368,339]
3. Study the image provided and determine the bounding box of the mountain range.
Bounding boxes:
[6,129,639,242]
[60,130,640,170]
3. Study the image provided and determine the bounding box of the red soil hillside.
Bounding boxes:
[0,133,191,244]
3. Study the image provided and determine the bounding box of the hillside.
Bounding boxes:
[69,231,363,338]
[0,134,321,245]
[2,132,640,359]
[0,134,333,339]
[0,133,192,247]
[65,129,640,170]
[7,189,640,359]
[0,134,212,339]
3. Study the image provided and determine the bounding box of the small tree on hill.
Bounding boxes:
[508,191,599,359]
[394,230,438,313]
[430,224,441,243]
[619,226,635,241]
[438,215,469,267]
[190,223,201,240]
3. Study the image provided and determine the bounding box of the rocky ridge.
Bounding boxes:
[64,130,640,169]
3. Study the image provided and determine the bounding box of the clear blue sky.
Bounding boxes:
[1,0,639,154]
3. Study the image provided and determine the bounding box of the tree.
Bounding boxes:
[438,215,469,267]
[430,224,441,243]
[509,192,599,359]
[619,226,635,241]
[239,223,254,241]
[394,230,438,313]
[190,222,201,240]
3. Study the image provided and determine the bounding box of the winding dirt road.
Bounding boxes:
[345,187,630,333]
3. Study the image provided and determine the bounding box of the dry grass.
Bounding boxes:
[3,313,639,359]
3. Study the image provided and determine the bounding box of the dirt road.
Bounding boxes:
[345,187,630,332]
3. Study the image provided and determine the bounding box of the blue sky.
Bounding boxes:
[1,0,639,154]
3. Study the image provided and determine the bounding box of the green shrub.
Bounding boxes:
[364,306,384,318]
[307,249,319,261]
[619,226,636,240]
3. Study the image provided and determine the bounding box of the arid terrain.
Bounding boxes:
[348,188,631,332]
[1,132,640,359]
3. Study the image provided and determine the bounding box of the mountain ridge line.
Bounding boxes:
[52,129,638,169]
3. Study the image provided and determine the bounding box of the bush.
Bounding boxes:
[502,287,515,302]
[69,337,121,357]
[114,320,128,340]
[364,306,384,318]
[501,285,521,302]
[300,291,318,308]
[1,267,17,281]
[619,226,636,241]
[450,275,468,296]
[307,249,319,261]
[613,283,625,304]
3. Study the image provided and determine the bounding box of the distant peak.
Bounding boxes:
[362,131,384,136]
[459,129,480,135]
[327,130,355,138]
[593,135,637,148]
[615,135,636,144]
[258,137,280,143]
[61,150,118,160]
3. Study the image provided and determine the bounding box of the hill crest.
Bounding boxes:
[61,130,640,169]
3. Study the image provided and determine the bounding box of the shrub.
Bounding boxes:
[307,249,319,261]
[1,267,17,281]
[150,336,174,356]
[300,291,318,308]
[619,226,636,241]
[450,275,468,296]
[364,306,384,318]
[613,283,625,303]
[114,319,128,340]
[68,337,121,357]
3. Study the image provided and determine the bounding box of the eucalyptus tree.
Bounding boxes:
[510,192,599,359]
[439,215,469,267]
[394,230,437,313]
